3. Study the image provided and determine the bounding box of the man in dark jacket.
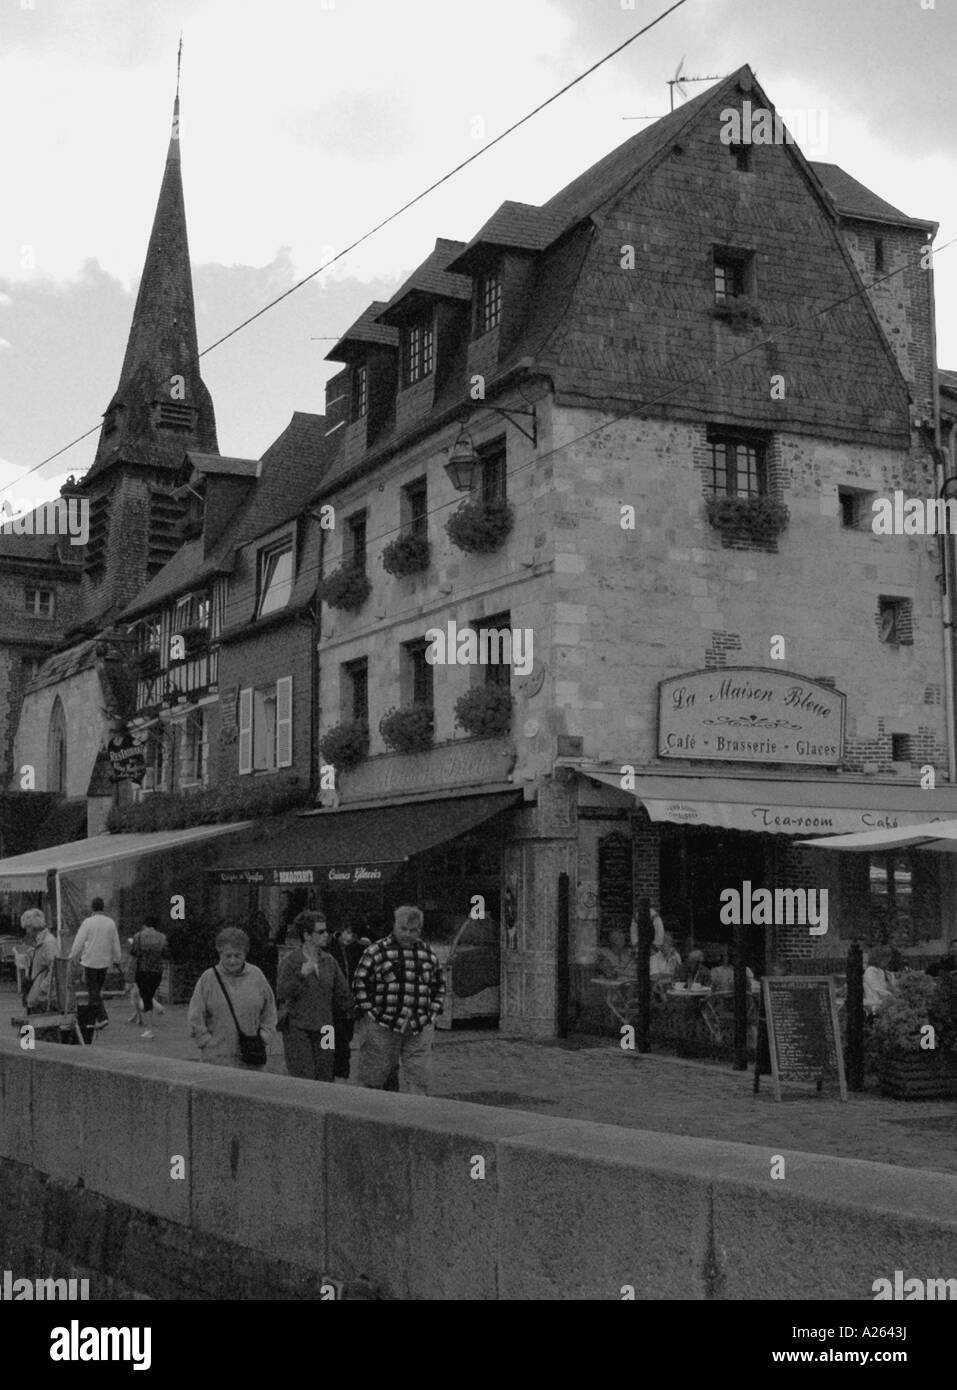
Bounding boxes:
[277,912,353,1081]
[353,905,445,1094]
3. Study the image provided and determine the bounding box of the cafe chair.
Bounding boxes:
[10,958,88,1047]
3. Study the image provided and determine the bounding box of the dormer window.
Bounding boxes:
[405,317,434,385]
[257,540,293,618]
[153,401,197,433]
[476,268,502,335]
[352,365,369,421]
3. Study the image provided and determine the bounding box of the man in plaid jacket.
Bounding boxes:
[352,904,445,1094]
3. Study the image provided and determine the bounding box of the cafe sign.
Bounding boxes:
[208,863,400,887]
[657,668,845,767]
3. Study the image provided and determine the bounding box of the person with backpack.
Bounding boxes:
[129,915,169,1039]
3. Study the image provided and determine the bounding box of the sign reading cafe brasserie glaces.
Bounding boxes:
[658,669,845,767]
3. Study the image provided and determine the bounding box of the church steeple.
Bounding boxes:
[78,55,218,627]
[88,51,217,482]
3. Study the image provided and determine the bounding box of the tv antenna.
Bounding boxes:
[623,58,724,121]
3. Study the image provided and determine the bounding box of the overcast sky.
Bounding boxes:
[1,0,955,512]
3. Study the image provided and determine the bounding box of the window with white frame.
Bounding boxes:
[180,709,208,786]
[239,677,293,773]
[257,541,293,618]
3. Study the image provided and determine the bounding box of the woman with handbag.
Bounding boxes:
[187,927,277,1069]
[277,912,353,1081]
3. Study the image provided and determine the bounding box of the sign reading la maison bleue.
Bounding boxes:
[658,669,846,767]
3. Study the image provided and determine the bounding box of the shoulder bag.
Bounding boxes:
[213,967,268,1066]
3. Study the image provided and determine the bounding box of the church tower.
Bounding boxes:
[73,70,218,631]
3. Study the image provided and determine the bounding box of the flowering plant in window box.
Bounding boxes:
[445,497,514,554]
[382,532,431,577]
[379,704,434,753]
[454,683,514,737]
[705,494,789,542]
[319,564,372,612]
[318,720,369,770]
[175,623,209,656]
[870,972,957,1099]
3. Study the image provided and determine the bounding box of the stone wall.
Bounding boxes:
[2,1039,956,1300]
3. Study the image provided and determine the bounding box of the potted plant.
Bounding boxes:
[379,704,434,753]
[318,720,369,770]
[871,972,957,1099]
[319,564,372,612]
[382,532,431,577]
[176,623,209,656]
[705,494,789,545]
[445,496,514,554]
[454,683,514,737]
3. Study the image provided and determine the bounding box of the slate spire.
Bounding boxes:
[89,56,217,480]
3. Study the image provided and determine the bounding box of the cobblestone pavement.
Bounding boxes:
[3,984,955,1175]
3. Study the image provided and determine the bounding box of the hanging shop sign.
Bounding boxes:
[106,731,147,784]
[208,862,401,888]
[657,668,845,767]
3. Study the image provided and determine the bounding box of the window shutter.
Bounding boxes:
[238,688,253,775]
[276,676,293,768]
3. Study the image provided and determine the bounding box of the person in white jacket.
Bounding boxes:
[69,897,122,1028]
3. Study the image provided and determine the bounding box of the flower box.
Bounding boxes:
[382,532,431,577]
[705,494,789,544]
[878,1051,957,1100]
[454,683,514,737]
[319,564,372,612]
[318,720,369,770]
[379,704,434,754]
[445,497,514,554]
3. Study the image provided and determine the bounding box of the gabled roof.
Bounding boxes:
[326,302,399,364]
[376,239,472,325]
[186,453,260,480]
[810,163,935,230]
[447,201,570,274]
[119,411,332,621]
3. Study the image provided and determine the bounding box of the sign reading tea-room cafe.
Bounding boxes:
[658,669,845,766]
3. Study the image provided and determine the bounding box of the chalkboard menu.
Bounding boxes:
[598,833,633,933]
[757,977,847,1101]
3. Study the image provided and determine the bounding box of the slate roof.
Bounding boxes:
[447,202,570,274]
[810,163,935,230]
[938,369,957,396]
[376,239,472,325]
[119,411,332,621]
[326,302,398,364]
[186,453,260,479]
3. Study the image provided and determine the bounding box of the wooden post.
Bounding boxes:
[634,895,652,1053]
[732,921,748,1071]
[556,872,570,1039]
[846,939,865,1091]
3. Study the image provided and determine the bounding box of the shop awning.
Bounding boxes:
[577,767,957,836]
[799,820,957,853]
[0,821,254,893]
[207,791,521,888]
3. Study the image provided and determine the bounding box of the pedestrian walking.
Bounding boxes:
[353,904,445,1095]
[325,923,368,1080]
[69,897,122,1029]
[277,911,353,1081]
[129,916,168,1039]
[187,927,277,1070]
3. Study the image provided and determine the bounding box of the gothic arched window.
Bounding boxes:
[48,697,67,794]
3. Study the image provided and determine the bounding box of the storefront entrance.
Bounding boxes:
[659,825,770,974]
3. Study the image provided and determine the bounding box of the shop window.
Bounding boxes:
[480,440,507,503]
[25,587,54,619]
[867,853,913,943]
[239,677,293,773]
[402,478,428,539]
[346,510,367,572]
[343,657,369,725]
[257,541,293,618]
[878,596,913,646]
[707,431,768,499]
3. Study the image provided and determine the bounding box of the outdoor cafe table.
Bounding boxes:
[662,985,713,1051]
[589,976,638,1028]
